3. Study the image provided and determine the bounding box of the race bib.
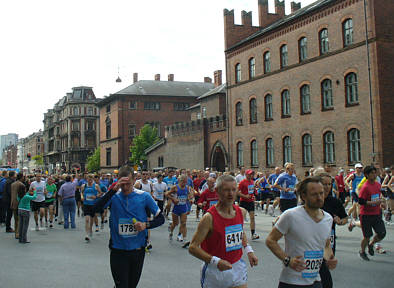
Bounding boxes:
[371,194,379,206]
[225,224,243,252]
[85,193,95,201]
[288,184,295,193]
[47,192,53,198]
[302,250,323,279]
[248,185,254,195]
[209,200,218,207]
[118,218,138,237]
[178,195,187,205]
[330,229,335,249]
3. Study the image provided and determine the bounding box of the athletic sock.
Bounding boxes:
[251,230,255,236]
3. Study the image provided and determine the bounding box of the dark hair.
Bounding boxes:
[363,165,377,176]
[157,174,163,178]
[18,186,26,200]
[119,166,134,178]
[17,172,24,180]
[8,171,16,178]
[296,176,322,201]
[65,176,71,182]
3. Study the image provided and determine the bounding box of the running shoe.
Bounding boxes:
[45,222,49,228]
[95,226,99,232]
[376,246,386,254]
[35,224,39,231]
[348,221,355,232]
[368,244,374,256]
[146,241,152,250]
[182,241,190,249]
[49,223,53,228]
[359,251,370,261]
[169,232,173,240]
[85,235,90,242]
[196,218,200,222]
[177,234,183,242]
[252,234,260,240]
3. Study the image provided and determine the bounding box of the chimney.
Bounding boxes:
[204,77,212,83]
[155,74,160,81]
[214,70,222,87]
[168,74,174,81]
[275,0,285,18]
[258,0,269,27]
[291,2,301,13]
[241,10,252,26]
[133,73,138,83]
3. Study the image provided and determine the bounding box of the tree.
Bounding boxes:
[32,155,44,166]
[87,147,100,173]
[129,124,159,166]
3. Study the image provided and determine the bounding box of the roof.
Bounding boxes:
[115,80,215,97]
[187,103,201,111]
[145,138,166,155]
[226,0,336,52]
[197,83,226,100]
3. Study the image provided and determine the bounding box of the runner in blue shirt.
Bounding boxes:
[273,163,298,213]
[81,175,101,241]
[163,170,178,218]
[268,167,282,216]
[93,166,164,288]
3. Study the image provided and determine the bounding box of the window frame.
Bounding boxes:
[298,37,308,62]
[235,63,241,83]
[105,117,111,139]
[248,57,255,79]
[251,140,258,167]
[144,102,160,110]
[323,131,335,164]
[106,148,111,166]
[266,138,274,167]
[348,128,361,164]
[281,90,291,118]
[283,136,292,164]
[280,44,288,68]
[236,141,244,167]
[300,85,311,115]
[319,28,329,55]
[249,98,257,124]
[264,94,273,121]
[264,51,271,73]
[129,101,137,110]
[302,134,312,166]
[345,72,359,106]
[235,102,243,126]
[343,18,353,47]
[321,79,334,111]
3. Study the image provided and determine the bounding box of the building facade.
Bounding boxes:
[2,145,18,168]
[224,0,394,173]
[0,133,18,161]
[16,130,45,173]
[98,73,215,172]
[43,87,100,173]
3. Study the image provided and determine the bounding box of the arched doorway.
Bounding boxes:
[210,141,228,172]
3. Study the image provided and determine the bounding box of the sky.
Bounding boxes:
[0,0,315,138]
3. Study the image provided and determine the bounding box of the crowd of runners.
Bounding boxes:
[0,163,392,288]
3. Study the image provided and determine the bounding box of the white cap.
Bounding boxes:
[354,163,363,169]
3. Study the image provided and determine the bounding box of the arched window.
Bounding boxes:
[299,37,308,61]
[235,102,243,126]
[235,63,241,83]
[319,29,329,54]
[105,117,111,139]
[264,94,273,120]
[300,85,311,114]
[321,79,333,110]
[73,106,79,116]
[266,138,274,167]
[249,98,257,124]
[302,134,312,166]
[264,51,271,73]
[251,140,258,167]
[348,128,361,163]
[345,73,358,105]
[237,141,244,167]
[281,90,291,117]
[323,131,335,164]
[280,44,288,68]
[248,58,255,79]
[283,136,292,164]
[343,18,353,47]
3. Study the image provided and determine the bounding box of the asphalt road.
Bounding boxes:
[0,207,393,288]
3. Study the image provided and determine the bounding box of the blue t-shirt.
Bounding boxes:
[163,176,178,190]
[99,184,108,194]
[83,184,98,205]
[258,177,270,193]
[100,179,109,188]
[275,173,298,199]
[268,174,280,192]
[187,177,193,189]
[78,179,87,188]
[351,173,364,192]
[106,189,159,250]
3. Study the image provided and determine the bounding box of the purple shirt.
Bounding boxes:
[58,179,78,199]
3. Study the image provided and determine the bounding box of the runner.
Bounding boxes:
[357,166,387,261]
[29,174,47,231]
[193,170,204,221]
[95,175,107,230]
[189,174,258,288]
[255,172,273,215]
[93,166,164,288]
[237,169,260,240]
[17,185,37,243]
[44,176,57,228]
[81,174,101,242]
[76,173,87,217]
[266,176,337,288]
[163,170,178,219]
[152,174,167,212]
[345,163,364,224]
[334,169,349,208]
[273,163,298,213]
[382,167,393,224]
[197,177,219,215]
[268,167,282,216]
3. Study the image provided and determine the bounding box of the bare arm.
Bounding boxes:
[265,227,286,261]
[188,213,214,263]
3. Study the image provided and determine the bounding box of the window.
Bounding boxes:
[202,107,207,118]
[319,29,329,55]
[248,58,255,79]
[345,73,358,105]
[235,63,241,83]
[128,124,136,138]
[144,102,160,110]
[281,90,291,117]
[266,138,274,167]
[87,106,93,116]
[146,122,161,137]
[283,136,292,164]
[348,128,361,163]
[251,140,258,167]
[105,117,111,139]
[264,51,271,73]
[235,102,243,126]
[106,148,111,166]
[300,85,311,114]
[174,103,190,111]
[302,134,312,166]
[324,131,335,164]
[321,79,333,110]
[158,156,164,167]
[236,142,243,167]
[106,104,110,113]
[72,120,80,131]
[129,101,137,110]
[73,107,79,116]
[196,112,201,120]
[86,120,95,131]
[249,98,257,124]
[264,94,273,120]
[343,19,353,47]
[280,45,288,68]
[299,37,308,61]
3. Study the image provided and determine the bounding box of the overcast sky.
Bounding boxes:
[0,0,315,138]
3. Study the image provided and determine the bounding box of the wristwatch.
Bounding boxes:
[283,256,291,267]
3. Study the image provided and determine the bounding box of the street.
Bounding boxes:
[0,208,393,288]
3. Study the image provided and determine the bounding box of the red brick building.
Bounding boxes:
[98,74,215,172]
[224,0,393,172]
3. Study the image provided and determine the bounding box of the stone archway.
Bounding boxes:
[210,141,228,172]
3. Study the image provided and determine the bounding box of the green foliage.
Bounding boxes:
[129,124,159,166]
[87,147,100,172]
[32,155,44,166]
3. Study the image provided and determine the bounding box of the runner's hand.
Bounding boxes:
[247,252,258,267]
[217,259,232,271]
[325,255,337,270]
[173,198,179,205]
[333,216,341,224]
[134,222,146,231]
[289,256,305,272]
